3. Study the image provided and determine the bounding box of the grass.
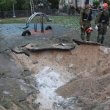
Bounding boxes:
[0,17,27,24]
[50,16,80,28]
[0,16,80,28]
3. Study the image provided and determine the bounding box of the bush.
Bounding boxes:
[93,0,100,8]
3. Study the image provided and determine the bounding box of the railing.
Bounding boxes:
[0,9,79,18]
[0,10,31,18]
[0,8,100,18]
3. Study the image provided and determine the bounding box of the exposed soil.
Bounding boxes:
[0,51,39,110]
[1,23,110,110]
[10,44,110,110]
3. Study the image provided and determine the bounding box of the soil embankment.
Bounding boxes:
[10,44,110,110]
[1,24,110,110]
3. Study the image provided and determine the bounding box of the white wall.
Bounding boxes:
[77,0,94,8]
[78,0,85,8]
[59,0,96,9]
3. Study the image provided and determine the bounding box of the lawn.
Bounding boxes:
[50,16,80,28]
[0,16,80,28]
[0,17,27,24]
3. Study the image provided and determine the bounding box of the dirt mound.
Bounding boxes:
[56,45,110,109]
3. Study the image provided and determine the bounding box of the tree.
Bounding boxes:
[48,0,59,9]
[0,0,30,11]
[11,0,17,17]
[75,0,78,8]
[0,0,17,11]
[93,0,100,8]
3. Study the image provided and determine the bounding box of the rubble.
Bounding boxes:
[8,43,110,110]
[1,24,110,110]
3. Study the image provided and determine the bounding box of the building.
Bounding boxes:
[59,0,103,9]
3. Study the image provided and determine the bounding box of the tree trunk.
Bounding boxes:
[75,0,78,8]
[30,0,34,14]
[13,3,16,18]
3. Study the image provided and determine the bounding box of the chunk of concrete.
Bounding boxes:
[25,42,76,51]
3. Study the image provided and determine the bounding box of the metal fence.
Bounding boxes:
[0,10,31,18]
[0,8,99,19]
[0,8,81,18]
[0,9,59,18]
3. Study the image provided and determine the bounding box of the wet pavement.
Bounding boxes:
[0,23,110,52]
[0,24,72,52]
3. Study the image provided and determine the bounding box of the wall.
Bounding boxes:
[59,0,99,9]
